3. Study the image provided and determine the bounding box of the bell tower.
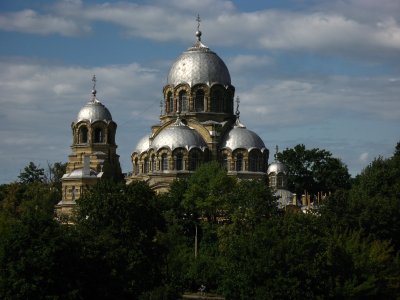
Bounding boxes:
[56,75,122,217]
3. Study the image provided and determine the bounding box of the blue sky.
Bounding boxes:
[0,0,399,183]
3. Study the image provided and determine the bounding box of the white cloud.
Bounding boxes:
[1,1,399,61]
[0,9,90,36]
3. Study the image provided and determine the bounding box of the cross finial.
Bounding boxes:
[235,96,240,117]
[91,74,97,98]
[196,14,201,31]
[195,14,202,41]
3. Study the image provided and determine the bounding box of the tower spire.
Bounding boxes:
[275,145,279,160]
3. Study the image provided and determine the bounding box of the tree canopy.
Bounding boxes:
[277,144,351,197]
[1,145,400,299]
[17,162,45,184]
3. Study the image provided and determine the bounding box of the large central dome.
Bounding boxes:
[167,34,231,87]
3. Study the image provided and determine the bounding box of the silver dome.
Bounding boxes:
[76,99,112,123]
[220,121,266,151]
[151,119,207,151]
[167,42,231,87]
[267,161,288,175]
[135,134,150,154]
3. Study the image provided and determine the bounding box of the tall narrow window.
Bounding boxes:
[161,153,168,171]
[134,158,139,175]
[166,92,173,113]
[236,153,243,171]
[169,93,174,113]
[249,152,258,171]
[211,90,222,112]
[144,158,149,173]
[151,155,156,172]
[189,151,200,171]
[179,91,188,112]
[94,128,103,143]
[79,127,88,143]
[277,174,284,188]
[176,153,183,170]
[269,174,276,188]
[222,154,228,171]
[195,90,204,112]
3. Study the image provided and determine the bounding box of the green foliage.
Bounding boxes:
[0,187,80,299]
[183,161,236,223]
[277,144,351,196]
[325,231,400,298]
[17,162,45,184]
[73,180,165,298]
[1,144,400,299]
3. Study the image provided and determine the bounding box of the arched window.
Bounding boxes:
[143,158,149,173]
[94,128,103,143]
[189,151,201,171]
[195,90,204,112]
[222,154,228,171]
[249,152,259,172]
[236,153,243,171]
[179,91,188,112]
[166,92,173,113]
[175,152,183,170]
[151,155,156,172]
[79,126,88,144]
[161,153,168,171]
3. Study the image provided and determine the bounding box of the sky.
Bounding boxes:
[0,0,399,183]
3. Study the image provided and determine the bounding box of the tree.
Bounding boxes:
[183,161,236,223]
[277,144,351,198]
[18,162,45,184]
[0,186,81,298]
[347,144,400,249]
[73,180,165,299]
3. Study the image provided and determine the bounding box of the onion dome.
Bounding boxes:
[267,161,288,175]
[134,134,150,154]
[220,118,266,151]
[151,117,208,151]
[76,75,112,123]
[167,30,231,87]
[267,146,288,175]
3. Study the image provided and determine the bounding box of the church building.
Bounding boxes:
[127,22,269,192]
[56,19,277,215]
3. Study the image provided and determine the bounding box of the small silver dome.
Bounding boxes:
[135,134,150,154]
[151,119,207,151]
[220,121,266,151]
[76,99,112,123]
[167,42,231,87]
[267,161,288,175]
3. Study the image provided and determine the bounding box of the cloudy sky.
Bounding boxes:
[0,0,399,183]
